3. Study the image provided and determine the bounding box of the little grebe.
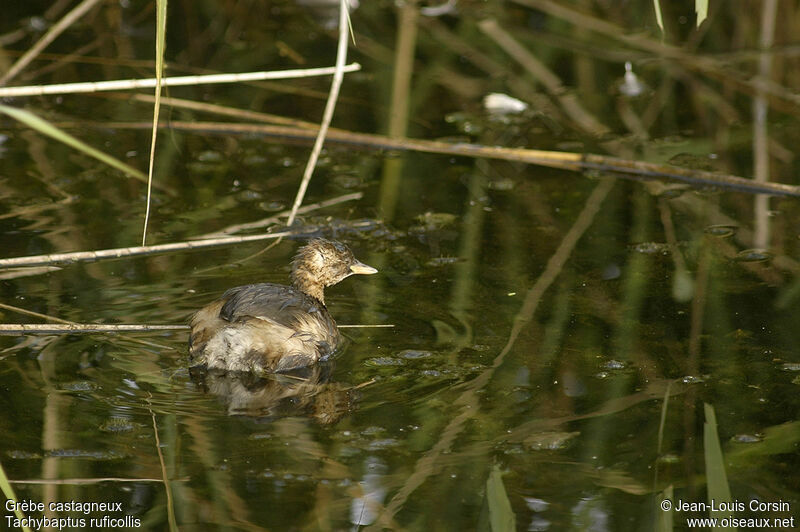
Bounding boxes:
[189,239,377,373]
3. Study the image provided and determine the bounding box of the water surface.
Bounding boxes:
[0,1,799,530]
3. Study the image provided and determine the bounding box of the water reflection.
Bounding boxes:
[571,495,609,532]
[349,456,387,527]
[190,364,352,423]
[2,0,800,529]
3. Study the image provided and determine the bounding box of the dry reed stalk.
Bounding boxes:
[9,477,186,485]
[0,221,377,269]
[83,120,800,197]
[0,229,297,269]
[338,324,394,328]
[0,324,188,334]
[753,0,779,249]
[0,64,362,97]
[130,94,321,130]
[0,323,392,335]
[285,0,352,227]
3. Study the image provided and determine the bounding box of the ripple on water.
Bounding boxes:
[364,357,405,367]
[398,349,433,360]
[99,417,139,433]
[704,224,738,237]
[631,242,671,255]
[732,434,762,443]
[45,448,127,460]
[426,256,461,267]
[6,450,42,459]
[525,431,580,451]
[733,249,773,263]
[59,381,99,392]
[602,359,627,370]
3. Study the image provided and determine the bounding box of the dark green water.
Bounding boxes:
[0,1,799,530]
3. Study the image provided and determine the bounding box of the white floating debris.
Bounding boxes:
[619,61,646,97]
[483,92,528,115]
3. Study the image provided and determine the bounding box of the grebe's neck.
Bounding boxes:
[291,267,325,304]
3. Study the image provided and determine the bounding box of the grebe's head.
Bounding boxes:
[291,239,377,302]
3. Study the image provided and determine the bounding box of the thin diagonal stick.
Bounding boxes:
[0,302,75,325]
[148,393,178,531]
[286,0,351,226]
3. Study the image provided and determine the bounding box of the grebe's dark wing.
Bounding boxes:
[218,284,325,327]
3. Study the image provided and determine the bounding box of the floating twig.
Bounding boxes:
[0,306,177,351]
[0,324,189,335]
[0,228,289,269]
[85,120,800,197]
[0,323,392,335]
[337,324,395,328]
[351,378,377,390]
[9,477,188,485]
[0,221,378,269]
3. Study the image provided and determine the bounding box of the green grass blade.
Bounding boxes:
[704,403,735,529]
[486,465,516,532]
[0,458,33,532]
[0,104,147,184]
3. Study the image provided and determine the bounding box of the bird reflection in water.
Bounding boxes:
[189,362,352,424]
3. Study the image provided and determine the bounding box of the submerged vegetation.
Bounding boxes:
[0,1,798,530]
